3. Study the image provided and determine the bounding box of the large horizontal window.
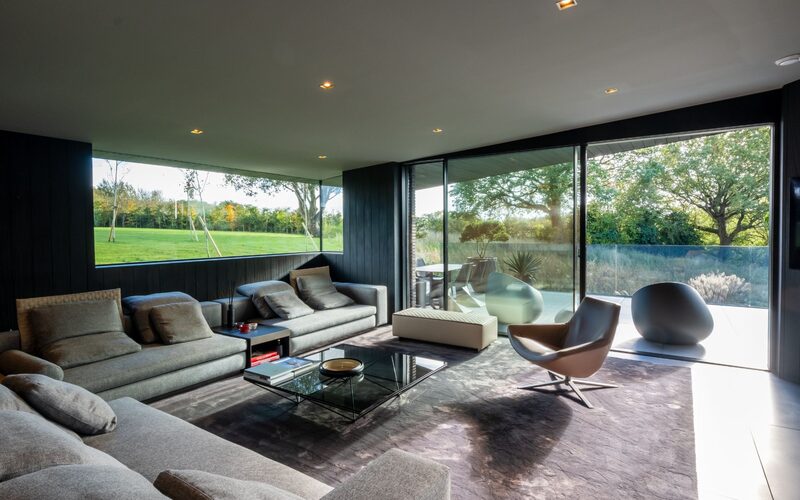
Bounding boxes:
[92,159,331,265]
[321,176,344,252]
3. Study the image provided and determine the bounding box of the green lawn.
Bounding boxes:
[94,227,342,265]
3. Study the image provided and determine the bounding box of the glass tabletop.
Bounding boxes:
[266,344,446,417]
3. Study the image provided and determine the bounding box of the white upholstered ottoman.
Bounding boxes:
[392,308,498,351]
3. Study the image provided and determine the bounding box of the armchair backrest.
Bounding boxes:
[563,297,621,348]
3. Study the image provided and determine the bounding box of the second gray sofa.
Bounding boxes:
[221,280,388,354]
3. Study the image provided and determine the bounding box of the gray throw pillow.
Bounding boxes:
[0,464,166,500]
[0,385,82,441]
[39,331,141,369]
[297,275,354,310]
[0,410,123,481]
[122,292,196,343]
[149,302,215,344]
[30,299,123,351]
[262,290,315,320]
[251,292,277,319]
[154,469,303,500]
[3,374,117,435]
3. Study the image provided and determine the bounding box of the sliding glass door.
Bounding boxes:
[408,148,578,333]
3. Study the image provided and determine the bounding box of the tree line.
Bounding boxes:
[444,127,770,247]
[93,180,342,235]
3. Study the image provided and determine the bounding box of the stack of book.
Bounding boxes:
[250,351,279,367]
[244,357,318,386]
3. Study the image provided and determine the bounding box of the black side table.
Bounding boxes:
[213,326,291,367]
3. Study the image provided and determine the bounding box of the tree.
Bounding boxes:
[459,221,510,258]
[184,170,221,257]
[449,163,573,233]
[224,175,340,241]
[658,128,770,245]
[105,160,128,242]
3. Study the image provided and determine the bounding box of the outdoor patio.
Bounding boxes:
[454,290,768,370]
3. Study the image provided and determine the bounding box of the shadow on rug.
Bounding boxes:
[153,327,697,499]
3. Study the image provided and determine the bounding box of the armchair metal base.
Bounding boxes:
[519,372,617,409]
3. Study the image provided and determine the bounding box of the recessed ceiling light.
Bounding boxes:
[775,54,800,67]
[190,129,204,135]
[604,87,619,95]
[556,0,577,10]
[432,128,444,134]
[319,81,334,90]
[318,155,328,159]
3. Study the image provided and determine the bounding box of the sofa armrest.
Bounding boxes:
[199,301,222,328]
[0,349,64,380]
[334,283,388,326]
[0,329,21,353]
[215,296,259,324]
[322,449,450,500]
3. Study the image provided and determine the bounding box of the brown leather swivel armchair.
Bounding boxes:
[508,297,621,408]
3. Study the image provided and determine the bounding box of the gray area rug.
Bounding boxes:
[153,327,697,499]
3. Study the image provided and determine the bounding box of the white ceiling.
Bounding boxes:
[1,0,799,180]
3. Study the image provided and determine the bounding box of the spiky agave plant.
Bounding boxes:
[503,251,543,284]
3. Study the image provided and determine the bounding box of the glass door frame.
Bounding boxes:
[403,146,584,314]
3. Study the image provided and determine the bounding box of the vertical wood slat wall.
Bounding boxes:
[778,80,800,383]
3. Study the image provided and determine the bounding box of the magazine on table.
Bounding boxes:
[244,356,318,385]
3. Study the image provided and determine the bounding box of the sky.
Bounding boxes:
[92,158,342,213]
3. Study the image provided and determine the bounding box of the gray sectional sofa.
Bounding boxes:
[221,280,388,354]
[1,278,388,402]
[0,385,451,499]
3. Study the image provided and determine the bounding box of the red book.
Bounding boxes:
[250,356,279,367]
[251,351,279,362]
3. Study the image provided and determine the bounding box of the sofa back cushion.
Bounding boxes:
[122,292,197,344]
[149,302,214,344]
[39,331,141,369]
[289,266,330,292]
[297,275,354,310]
[0,410,123,481]
[3,374,117,435]
[0,464,166,500]
[154,469,303,500]
[16,289,122,354]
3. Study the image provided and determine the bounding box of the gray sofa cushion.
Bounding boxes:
[237,281,294,319]
[150,302,214,344]
[154,469,303,500]
[297,275,354,310]
[0,464,167,500]
[236,280,293,300]
[40,331,141,369]
[64,335,246,394]
[0,410,123,481]
[263,290,315,320]
[84,397,333,499]
[259,304,377,337]
[3,374,117,435]
[29,299,124,351]
[320,449,451,500]
[123,292,197,344]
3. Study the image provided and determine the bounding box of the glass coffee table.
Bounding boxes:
[246,344,446,421]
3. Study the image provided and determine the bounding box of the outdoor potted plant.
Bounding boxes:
[459,221,509,293]
[502,250,543,285]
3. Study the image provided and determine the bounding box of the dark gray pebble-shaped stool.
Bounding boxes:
[631,282,714,345]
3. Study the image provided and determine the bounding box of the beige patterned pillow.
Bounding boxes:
[16,289,122,354]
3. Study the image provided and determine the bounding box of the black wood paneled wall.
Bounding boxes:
[777,79,800,383]
[0,129,327,330]
[326,162,403,315]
